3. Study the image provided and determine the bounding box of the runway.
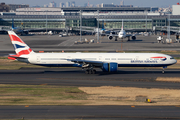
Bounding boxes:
[1,68,180,89]
[1,105,180,119]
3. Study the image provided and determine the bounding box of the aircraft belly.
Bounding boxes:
[118,63,173,67]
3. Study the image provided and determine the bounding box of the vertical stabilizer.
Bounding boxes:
[7,31,34,57]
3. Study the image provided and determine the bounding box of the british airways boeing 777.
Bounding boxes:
[7,31,177,74]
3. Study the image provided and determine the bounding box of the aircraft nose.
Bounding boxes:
[174,59,177,64]
[172,59,177,64]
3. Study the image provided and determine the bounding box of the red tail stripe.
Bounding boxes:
[8,54,19,60]
[17,48,32,56]
[151,57,166,58]
[9,34,25,44]
[8,57,16,60]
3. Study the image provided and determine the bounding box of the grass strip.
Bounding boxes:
[0,84,87,105]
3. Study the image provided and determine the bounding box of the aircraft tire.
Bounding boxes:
[92,70,96,74]
[85,70,89,74]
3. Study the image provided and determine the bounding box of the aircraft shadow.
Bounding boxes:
[0,69,179,76]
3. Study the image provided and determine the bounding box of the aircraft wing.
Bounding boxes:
[108,34,119,37]
[67,59,103,67]
[126,34,132,37]
[126,33,140,37]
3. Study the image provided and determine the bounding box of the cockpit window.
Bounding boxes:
[170,57,174,59]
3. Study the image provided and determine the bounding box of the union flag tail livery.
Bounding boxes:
[8,31,34,60]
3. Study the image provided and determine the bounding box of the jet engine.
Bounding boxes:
[102,63,118,72]
[132,36,136,40]
[108,36,113,40]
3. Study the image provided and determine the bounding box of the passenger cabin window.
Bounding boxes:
[105,58,110,60]
[118,58,132,60]
[85,58,96,60]
[111,58,116,60]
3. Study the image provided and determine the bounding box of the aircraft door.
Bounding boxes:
[99,56,103,61]
[37,56,41,63]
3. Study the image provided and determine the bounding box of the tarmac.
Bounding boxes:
[1,34,180,54]
[0,68,180,89]
[1,105,180,119]
[1,33,180,119]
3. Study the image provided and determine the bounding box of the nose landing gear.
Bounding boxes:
[162,66,167,74]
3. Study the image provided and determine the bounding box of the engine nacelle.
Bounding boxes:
[132,36,136,40]
[102,63,118,72]
[108,36,113,40]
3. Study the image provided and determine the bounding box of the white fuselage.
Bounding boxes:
[24,53,176,67]
[118,30,126,39]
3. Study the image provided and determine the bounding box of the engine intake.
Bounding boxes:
[132,36,136,40]
[108,36,113,40]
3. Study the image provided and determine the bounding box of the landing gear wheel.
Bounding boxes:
[85,70,89,74]
[92,70,96,74]
[162,67,166,74]
[85,69,96,74]
[89,70,96,74]
[89,70,93,74]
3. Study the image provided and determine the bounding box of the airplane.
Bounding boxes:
[74,20,111,36]
[7,30,177,74]
[75,25,108,36]
[11,19,28,35]
[94,21,111,36]
[108,20,138,41]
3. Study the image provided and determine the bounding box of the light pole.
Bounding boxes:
[167,11,171,43]
[97,10,99,43]
[46,10,47,33]
[79,10,82,42]
[145,10,147,33]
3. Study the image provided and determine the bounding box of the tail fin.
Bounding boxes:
[8,31,34,58]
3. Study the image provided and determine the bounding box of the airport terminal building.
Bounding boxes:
[0,6,180,32]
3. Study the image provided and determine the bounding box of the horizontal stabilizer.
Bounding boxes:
[8,54,27,60]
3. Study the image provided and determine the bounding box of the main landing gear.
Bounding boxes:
[85,69,96,74]
[82,65,96,74]
[128,36,130,41]
[115,36,118,41]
